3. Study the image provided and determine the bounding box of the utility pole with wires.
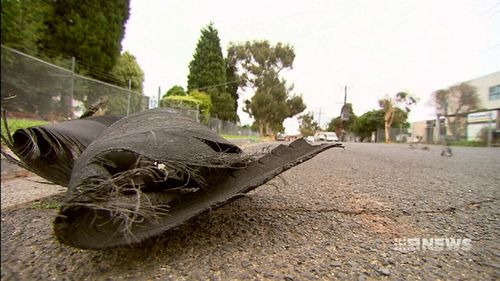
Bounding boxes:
[317,107,322,128]
[339,85,350,141]
[340,85,349,119]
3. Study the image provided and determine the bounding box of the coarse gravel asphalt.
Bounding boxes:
[1,142,499,280]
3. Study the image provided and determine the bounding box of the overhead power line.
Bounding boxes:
[191,79,242,92]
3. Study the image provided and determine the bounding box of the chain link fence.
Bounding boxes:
[1,46,258,138]
[376,127,410,143]
[1,46,148,121]
[165,107,258,137]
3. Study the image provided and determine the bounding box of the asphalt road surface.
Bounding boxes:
[1,142,499,280]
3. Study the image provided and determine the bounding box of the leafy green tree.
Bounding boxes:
[228,40,305,136]
[165,85,187,97]
[392,107,411,129]
[242,75,305,135]
[0,0,52,55]
[432,82,479,139]
[351,110,385,141]
[161,95,201,110]
[378,92,417,142]
[299,112,320,136]
[187,23,237,121]
[160,89,213,123]
[351,109,410,141]
[327,117,341,133]
[240,124,258,133]
[74,50,144,115]
[189,90,212,123]
[110,51,144,93]
[208,88,236,121]
[41,0,130,80]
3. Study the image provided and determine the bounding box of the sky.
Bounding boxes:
[122,0,500,134]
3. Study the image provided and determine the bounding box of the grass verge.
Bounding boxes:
[31,201,61,210]
[1,117,49,142]
[447,140,486,147]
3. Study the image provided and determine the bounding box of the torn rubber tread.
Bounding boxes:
[6,115,122,186]
[55,114,341,250]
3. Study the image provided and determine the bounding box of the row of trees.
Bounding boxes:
[173,22,480,140]
[166,24,306,136]
[299,92,416,142]
[299,81,480,142]
[3,5,305,128]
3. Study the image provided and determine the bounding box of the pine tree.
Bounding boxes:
[111,51,145,93]
[187,23,236,120]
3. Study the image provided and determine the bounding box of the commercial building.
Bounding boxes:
[411,71,500,144]
[468,71,500,109]
[466,71,500,142]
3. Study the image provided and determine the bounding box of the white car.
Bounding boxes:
[275,133,286,141]
[323,132,339,142]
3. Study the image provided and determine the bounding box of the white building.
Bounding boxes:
[466,71,500,142]
[412,71,500,144]
[467,71,500,109]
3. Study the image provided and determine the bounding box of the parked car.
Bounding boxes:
[396,134,409,143]
[315,133,326,141]
[324,132,339,142]
[275,133,286,141]
[305,136,315,142]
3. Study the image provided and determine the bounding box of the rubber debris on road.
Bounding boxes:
[3,108,343,249]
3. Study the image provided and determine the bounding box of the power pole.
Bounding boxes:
[340,85,349,141]
[340,85,349,120]
[344,85,347,105]
[317,107,322,128]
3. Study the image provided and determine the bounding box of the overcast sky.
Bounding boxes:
[122,0,500,134]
